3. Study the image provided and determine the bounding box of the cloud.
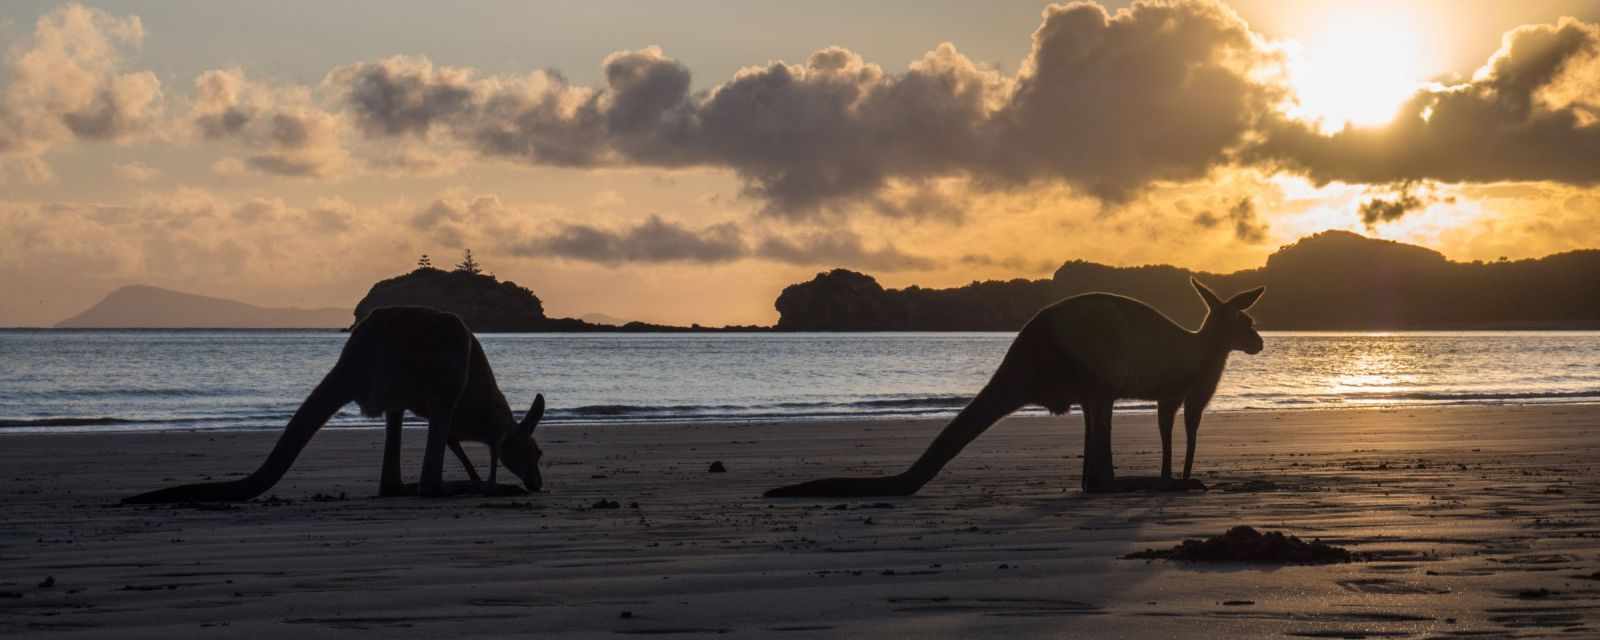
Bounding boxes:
[112,161,159,182]
[306,197,355,233]
[189,68,347,178]
[505,214,934,270]
[0,4,162,156]
[1227,197,1267,243]
[1358,193,1425,226]
[408,194,518,248]
[10,0,1600,243]
[512,214,744,265]
[755,229,937,271]
[1354,183,1456,226]
[325,55,613,166]
[1251,17,1600,188]
[1196,196,1267,243]
[330,55,479,138]
[988,1,1280,201]
[958,253,1058,274]
[319,2,1280,218]
[362,145,469,177]
[231,197,285,224]
[0,155,54,184]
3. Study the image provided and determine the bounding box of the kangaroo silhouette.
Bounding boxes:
[766,278,1264,497]
[124,306,545,503]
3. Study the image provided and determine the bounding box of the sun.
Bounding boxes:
[1283,10,1427,133]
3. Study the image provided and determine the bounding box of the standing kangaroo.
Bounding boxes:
[124,306,545,503]
[766,279,1264,497]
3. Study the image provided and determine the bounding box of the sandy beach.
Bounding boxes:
[3,404,1599,638]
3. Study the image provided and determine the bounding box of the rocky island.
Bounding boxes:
[351,254,763,332]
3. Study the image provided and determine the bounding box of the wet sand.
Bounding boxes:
[3,404,1599,638]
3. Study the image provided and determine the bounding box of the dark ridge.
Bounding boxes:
[775,231,1600,331]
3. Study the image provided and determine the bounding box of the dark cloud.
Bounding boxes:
[1358,193,1425,226]
[989,1,1279,201]
[1194,197,1266,242]
[504,214,933,270]
[1227,197,1267,243]
[196,107,251,139]
[60,86,158,140]
[338,57,476,137]
[513,215,744,265]
[1355,184,1455,226]
[1251,18,1600,187]
[244,154,324,177]
[267,114,312,147]
[324,1,1278,218]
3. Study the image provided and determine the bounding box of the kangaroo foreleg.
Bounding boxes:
[418,397,456,497]
[1157,400,1178,481]
[1081,396,1116,492]
[485,444,499,497]
[449,439,482,484]
[1182,405,1203,481]
[380,410,408,496]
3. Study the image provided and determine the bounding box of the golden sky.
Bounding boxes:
[2,1,1599,326]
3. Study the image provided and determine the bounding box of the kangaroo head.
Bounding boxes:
[498,394,545,492]
[1192,278,1265,355]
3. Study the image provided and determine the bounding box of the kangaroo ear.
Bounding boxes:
[1227,286,1265,310]
[1191,277,1223,309]
[518,394,545,437]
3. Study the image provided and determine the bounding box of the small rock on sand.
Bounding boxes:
[1123,526,1353,565]
[708,461,727,473]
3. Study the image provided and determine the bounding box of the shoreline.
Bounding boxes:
[4,398,1600,436]
[3,404,1599,637]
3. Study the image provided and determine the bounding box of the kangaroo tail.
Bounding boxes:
[123,367,352,504]
[764,377,1028,498]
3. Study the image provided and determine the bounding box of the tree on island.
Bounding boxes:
[455,249,482,275]
[416,254,434,270]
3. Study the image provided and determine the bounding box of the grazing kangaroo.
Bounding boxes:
[124,306,545,503]
[766,279,1264,497]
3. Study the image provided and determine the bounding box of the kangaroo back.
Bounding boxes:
[123,361,353,504]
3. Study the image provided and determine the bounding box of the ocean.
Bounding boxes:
[2,330,1597,433]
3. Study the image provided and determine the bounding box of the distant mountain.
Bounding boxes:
[56,285,349,329]
[774,231,1600,331]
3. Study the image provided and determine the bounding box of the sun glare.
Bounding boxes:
[1285,10,1426,133]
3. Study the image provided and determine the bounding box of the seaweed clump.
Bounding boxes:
[1124,526,1353,565]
